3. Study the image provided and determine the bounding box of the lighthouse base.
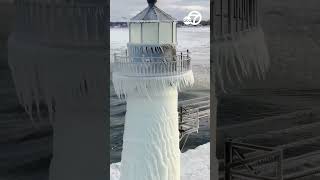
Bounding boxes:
[120,88,180,180]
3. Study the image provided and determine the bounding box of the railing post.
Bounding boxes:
[228,0,233,34]
[241,0,245,31]
[225,139,233,180]
[246,0,250,29]
[181,58,183,72]
[220,0,224,36]
[250,0,254,28]
[256,0,259,26]
[277,149,284,180]
[179,106,183,123]
[235,0,240,33]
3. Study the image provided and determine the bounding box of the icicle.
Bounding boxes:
[214,27,270,92]
[112,71,194,100]
[8,41,108,124]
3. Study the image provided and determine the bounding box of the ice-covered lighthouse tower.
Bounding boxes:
[112,0,194,179]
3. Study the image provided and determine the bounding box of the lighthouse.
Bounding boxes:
[112,0,194,179]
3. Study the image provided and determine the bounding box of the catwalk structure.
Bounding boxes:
[8,0,109,179]
[112,0,194,179]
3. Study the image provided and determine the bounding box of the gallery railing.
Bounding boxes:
[211,0,260,40]
[14,0,108,44]
[113,54,192,77]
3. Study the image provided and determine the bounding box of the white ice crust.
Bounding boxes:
[111,143,211,180]
[119,88,180,180]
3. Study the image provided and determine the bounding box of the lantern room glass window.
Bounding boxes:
[142,23,159,43]
[129,22,177,44]
[173,22,177,44]
[159,22,172,44]
[130,23,142,43]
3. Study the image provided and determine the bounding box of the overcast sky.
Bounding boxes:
[110,0,210,21]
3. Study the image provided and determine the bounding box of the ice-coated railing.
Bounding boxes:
[14,0,108,44]
[113,54,192,77]
[211,0,260,40]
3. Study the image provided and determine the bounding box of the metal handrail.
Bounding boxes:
[113,55,192,77]
[113,54,191,62]
[15,0,108,43]
[225,139,284,180]
[212,0,260,39]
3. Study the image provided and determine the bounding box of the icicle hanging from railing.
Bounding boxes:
[212,0,270,93]
[9,0,109,124]
[113,70,194,100]
[112,50,194,100]
[213,27,270,93]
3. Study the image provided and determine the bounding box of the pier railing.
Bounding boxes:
[224,139,320,180]
[112,54,192,77]
[178,96,210,151]
[14,0,108,44]
[225,139,283,180]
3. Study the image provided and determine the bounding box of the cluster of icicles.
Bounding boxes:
[112,71,194,100]
[8,40,108,124]
[8,0,109,125]
[9,26,270,123]
[113,27,270,98]
[113,44,194,99]
[127,44,177,57]
[191,65,210,89]
[213,27,270,92]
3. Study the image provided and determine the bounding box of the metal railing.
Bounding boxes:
[14,0,108,43]
[178,96,210,151]
[224,139,320,180]
[212,0,260,40]
[113,54,192,77]
[225,139,283,180]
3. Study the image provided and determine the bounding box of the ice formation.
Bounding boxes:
[8,1,109,180]
[213,28,270,92]
[113,55,194,180]
[211,0,271,178]
[111,143,210,180]
[112,1,194,179]
[8,38,109,180]
[120,88,180,179]
[113,71,194,99]
[191,65,210,89]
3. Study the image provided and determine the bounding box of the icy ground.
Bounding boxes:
[110,143,210,180]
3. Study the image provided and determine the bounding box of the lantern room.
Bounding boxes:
[128,1,177,44]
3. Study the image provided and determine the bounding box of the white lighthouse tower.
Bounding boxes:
[112,0,194,179]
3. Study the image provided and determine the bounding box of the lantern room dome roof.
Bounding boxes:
[130,5,176,22]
